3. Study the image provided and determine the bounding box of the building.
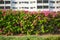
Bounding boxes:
[0,0,60,12]
[0,0,11,9]
[11,0,37,11]
[37,0,60,12]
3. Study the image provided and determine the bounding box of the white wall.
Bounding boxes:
[11,0,37,11]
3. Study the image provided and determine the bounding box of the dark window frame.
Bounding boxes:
[5,1,10,4]
[50,1,55,3]
[12,7,17,9]
[43,0,48,3]
[0,6,4,9]
[12,2,17,4]
[50,6,55,8]
[5,6,10,9]
[43,6,48,8]
[37,0,42,3]
[0,1,4,4]
[37,6,42,9]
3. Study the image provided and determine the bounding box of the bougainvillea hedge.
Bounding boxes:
[0,10,60,35]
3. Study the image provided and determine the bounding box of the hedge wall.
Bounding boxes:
[0,10,60,35]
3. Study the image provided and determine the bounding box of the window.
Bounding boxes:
[50,6,55,8]
[43,6,48,8]
[37,6,42,9]
[56,1,60,3]
[30,1,35,3]
[19,1,29,4]
[43,0,48,3]
[0,6,4,9]
[37,0,42,3]
[24,1,29,4]
[0,1,4,4]
[12,2,17,4]
[22,1,28,4]
[21,7,29,9]
[25,7,29,9]
[19,2,21,4]
[30,7,35,9]
[5,6,10,9]
[50,1,55,3]
[12,7,17,9]
[5,1,10,4]
[57,6,60,8]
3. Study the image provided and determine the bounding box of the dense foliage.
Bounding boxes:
[0,10,60,35]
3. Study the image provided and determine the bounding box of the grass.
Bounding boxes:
[0,35,60,40]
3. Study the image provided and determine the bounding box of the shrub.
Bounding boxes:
[0,10,60,35]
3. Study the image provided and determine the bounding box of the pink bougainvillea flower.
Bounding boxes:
[13,10,16,14]
[2,13,6,16]
[13,10,17,13]
[38,16,41,20]
[53,13,56,17]
[51,12,57,17]
[13,10,18,15]
[0,30,2,33]
[24,10,29,14]
[41,11,50,17]
[29,12,33,15]
[30,11,37,14]
[2,9,6,13]
[2,9,6,16]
